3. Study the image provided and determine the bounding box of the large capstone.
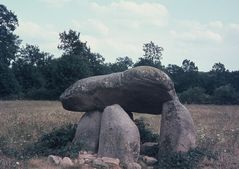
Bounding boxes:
[60,66,175,115]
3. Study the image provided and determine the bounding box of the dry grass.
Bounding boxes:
[0,101,239,168]
[0,101,82,151]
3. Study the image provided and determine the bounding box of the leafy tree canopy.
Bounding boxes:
[182,59,198,72]
[0,4,21,66]
[134,41,163,68]
[111,56,133,72]
[17,44,53,67]
[58,29,89,56]
[211,62,226,73]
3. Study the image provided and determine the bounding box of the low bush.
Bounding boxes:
[179,87,211,104]
[157,147,217,169]
[24,123,82,158]
[213,84,239,104]
[135,119,160,144]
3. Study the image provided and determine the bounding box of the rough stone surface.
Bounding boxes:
[102,157,120,166]
[92,158,109,168]
[78,159,85,165]
[78,151,97,160]
[142,156,158,165]
[47,155,62,165]
[73,110,102,152]
[60,66,175,114]
[126,162,142,169]
[60,157,74,167]
[98,104,140,165]
[158,98,196,157]
[140,142,158,156]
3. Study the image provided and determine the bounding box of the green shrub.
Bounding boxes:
[135,119,159,144]
[157,147,217,169]
[179,87,211,104]
[24,123,82,158]
[0,136,19,157]
[213,84,239,104]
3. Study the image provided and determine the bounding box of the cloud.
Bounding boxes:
[170,21,224,44]
[67,1,169,62]
[40,0,72,7]
[229,23,239,31]
[170,30,223,44]
[90,1,169,28]
[209,21,224,29]
[72,19,109,36]
[17,21,58,41]
[15,1,239,70]
[16,21,60,55]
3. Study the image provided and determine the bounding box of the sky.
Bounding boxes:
[2,0,239,71]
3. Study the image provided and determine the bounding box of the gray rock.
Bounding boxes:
[92,158,109,168]
[60,66,174,114]
[98,104,140,165]
[78,159,85,165]
[60,157,74,167]
[78,152,97,160]
[125,162,142,169]
[142,156,158,165]
[73,111,102,152]
[102,157,120,166]
[47,155,62,165]
[158,98,196,157]
[140,142,158,156]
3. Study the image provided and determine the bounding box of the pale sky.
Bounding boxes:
[2,0,239,71]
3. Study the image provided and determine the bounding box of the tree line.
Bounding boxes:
[1,4,239,104]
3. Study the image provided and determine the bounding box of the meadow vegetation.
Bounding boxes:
[0,101,238,168]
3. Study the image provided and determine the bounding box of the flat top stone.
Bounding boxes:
[60,66,176,114]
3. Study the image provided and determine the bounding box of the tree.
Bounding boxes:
[87,53,108,75]
[213,84,239,104]
[182,59,198,72]
[58,30,107,76]
[58,29,89,56]
[209,62,229,91]
[211,62,226,73]
[111,56,133,72]
[179,87,210,104]
[0,4,21,66]
[172,59,199,92]
[12,44,53,97]
[0,5,21,98]
[166,64,183,75]
[17,44,53,67]
[165,64,184,91]
[0,62,20,98]
[134,41,163,68]
[52,54,93,96]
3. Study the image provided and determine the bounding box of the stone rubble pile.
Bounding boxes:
[48,151,159,169]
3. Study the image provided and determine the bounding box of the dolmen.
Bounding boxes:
[60,66,196,168]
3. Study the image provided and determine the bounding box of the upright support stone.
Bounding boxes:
[98,104,140,167]
[127,111,134,120]
[73,111,102,153]
[158,97,196,158]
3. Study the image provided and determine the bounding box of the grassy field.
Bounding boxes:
[0,101,239,168]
